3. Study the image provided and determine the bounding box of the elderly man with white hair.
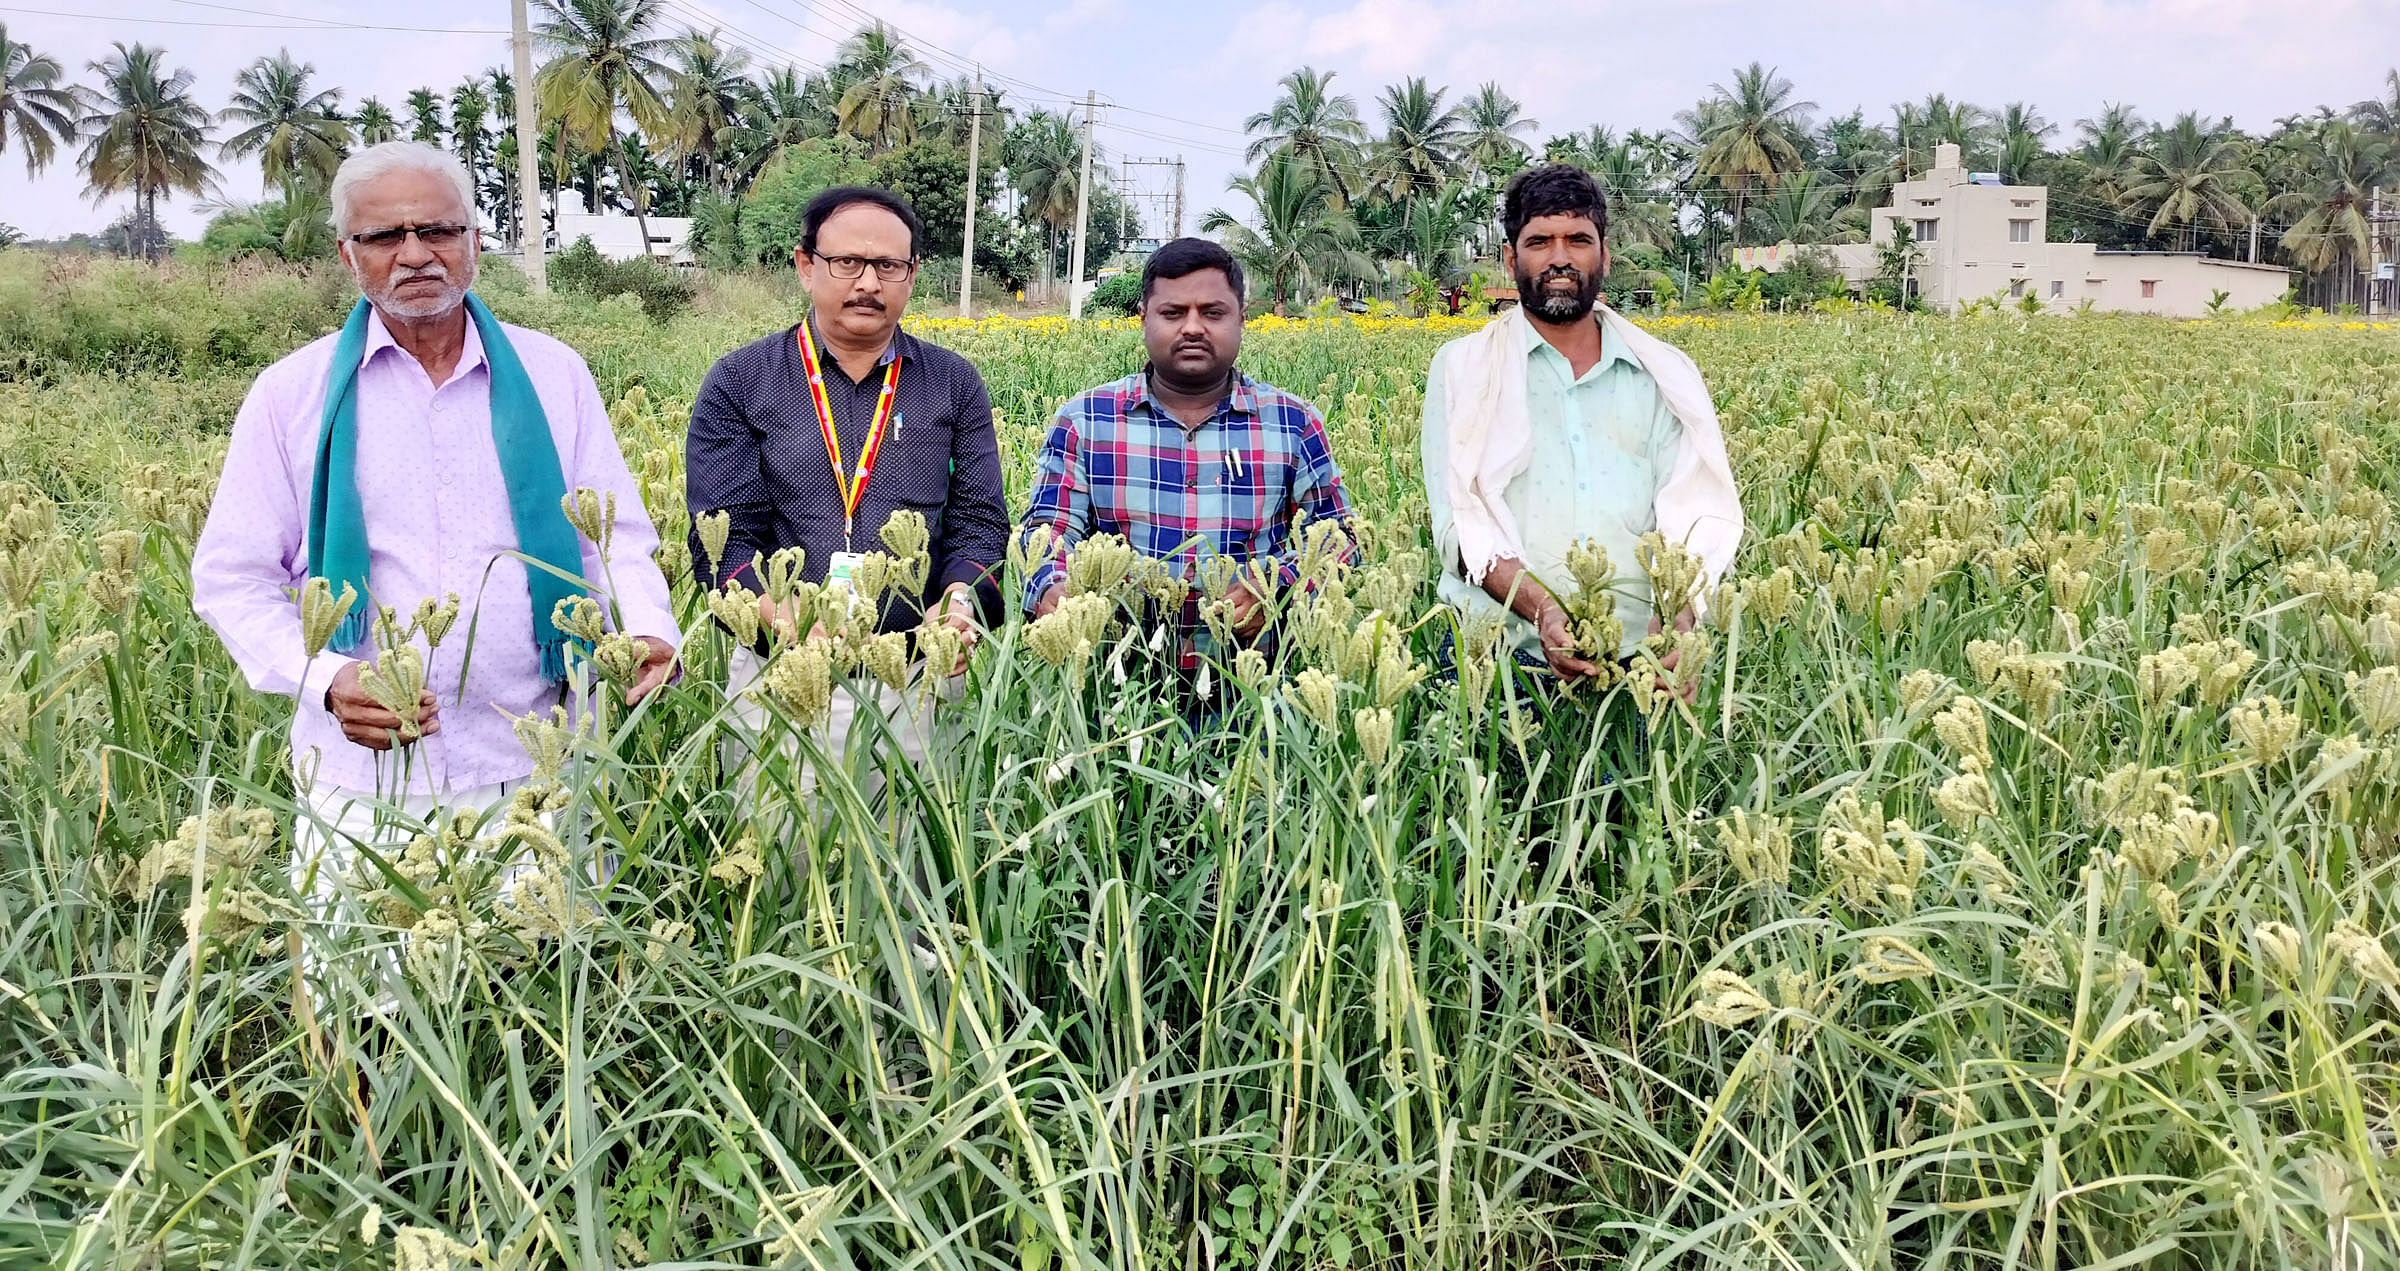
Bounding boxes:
[192,141,679,963]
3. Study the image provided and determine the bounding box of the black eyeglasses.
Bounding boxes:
[811,252,916,282]
[347,223,473,251]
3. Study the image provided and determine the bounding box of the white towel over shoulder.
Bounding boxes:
[1436,305,1744,605]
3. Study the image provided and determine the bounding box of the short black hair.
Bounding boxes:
[799,185,923,259]
[1141,237,1245,306]
[1501,164,1609,247]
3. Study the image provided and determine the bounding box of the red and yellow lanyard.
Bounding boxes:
[797,322,902,541]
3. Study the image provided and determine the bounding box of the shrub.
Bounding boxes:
[545,236,696,323]
[1085,271,1143,317]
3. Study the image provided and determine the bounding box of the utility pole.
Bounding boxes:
[2369,186,2383,319]
[1068,89,1095,319]
[2246,215,2258,265]
[511,0,544,290]
[1120,157,1185,247]
[959,65,982,319]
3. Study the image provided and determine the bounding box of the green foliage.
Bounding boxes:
[197,195,336,263]
[686,192,746,272]
[867,139,971,257]
[0,250,350,382]
[1083,271,1142,317]
[738,136,875,268]
[545,235,697,323]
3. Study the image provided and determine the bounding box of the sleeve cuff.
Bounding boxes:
[301,649,359,719]
[1023,562,1065,614]
[935,557,995,597]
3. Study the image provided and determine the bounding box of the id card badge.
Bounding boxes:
[826,551,865,599]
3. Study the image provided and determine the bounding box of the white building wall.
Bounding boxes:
[553,212,694,264]
[1753,142,2292,317]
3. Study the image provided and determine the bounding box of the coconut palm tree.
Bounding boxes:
[1679,62,1814,244]
[1005,108,1087,295]
[219,50,349,196]
[723,66,826,187]
[78,43,215,261]
[1586,135,1679,252]
[450,75,491,216]
[1460,81,1537,180]
[1373,77,1467,207]
[2120,112,2253,250]
[1996,102,2054,183]
[483,69,522,239]
[1244,67,1367,207]
[353,97,398,145]
[406,87,444,145]
[2350,69,2400,142]
[666,29,750,193]
[534,0,673,254]
[1815,109,1896,210]
[918,73,1001,150]
[2076,102,2146,202]
[2267,121,2390,308]
[1401,181,1473,280]
[830,22,925,153]
[1200,152,1372,316]
[1751,169,1861,244]
[1,22,81,176]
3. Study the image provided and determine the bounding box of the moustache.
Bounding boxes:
[844,297,887,311]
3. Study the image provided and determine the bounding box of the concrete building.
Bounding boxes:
[1737,143,2291,317]
[551,210,694,265]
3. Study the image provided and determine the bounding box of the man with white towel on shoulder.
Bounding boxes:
[1420,162,1744,705]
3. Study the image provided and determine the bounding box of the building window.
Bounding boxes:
[1913,218,1939,243]
[2010,280,2027,298]
[2141,280,2158,298]
[2050,280,2064,298]
[2009,219,2032,243]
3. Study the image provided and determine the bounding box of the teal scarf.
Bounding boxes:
[307,294,587,683]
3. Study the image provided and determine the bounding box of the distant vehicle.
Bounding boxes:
[1484,283,1520,313]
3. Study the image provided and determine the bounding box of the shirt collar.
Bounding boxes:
[1517,308,1637,372]
[361,303,488,381]
[802,316,909,375]
[1130,365,1257,425]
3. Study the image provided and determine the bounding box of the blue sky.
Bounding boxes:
[5,0,2396,240]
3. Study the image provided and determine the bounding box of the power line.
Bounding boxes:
[0,3,506,31]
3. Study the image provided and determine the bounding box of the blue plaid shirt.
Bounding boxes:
[1020,368,1354,661]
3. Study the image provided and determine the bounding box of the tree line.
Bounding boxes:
[2,8,2394,311]
[1223,63,2400,312]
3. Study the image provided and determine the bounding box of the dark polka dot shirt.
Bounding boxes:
[685,320,1009,634]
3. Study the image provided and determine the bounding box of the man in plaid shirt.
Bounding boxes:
[1022,238,1354,670]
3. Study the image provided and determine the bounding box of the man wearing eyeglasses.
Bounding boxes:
[191,141,680,1004]
[685,185,1008,801]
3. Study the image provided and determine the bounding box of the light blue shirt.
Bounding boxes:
[1420,321,1683,658]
